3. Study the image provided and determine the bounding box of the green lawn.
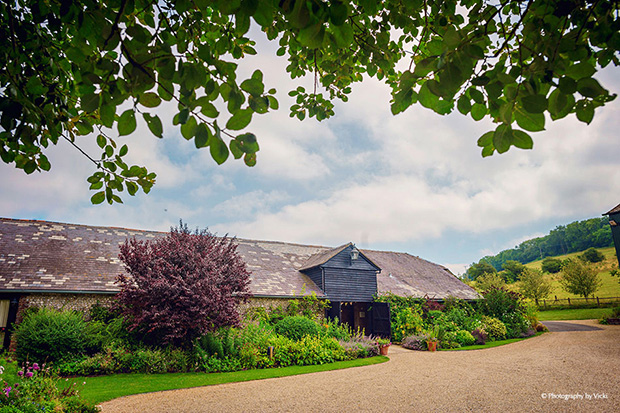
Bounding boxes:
[62,356,388,405]
[538,307,614,321]
[441,333,543,351]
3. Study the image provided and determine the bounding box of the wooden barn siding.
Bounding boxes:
[323,268,377,302]
[610,211,620,267]
[321,245,379,271]
[303,267,324,291]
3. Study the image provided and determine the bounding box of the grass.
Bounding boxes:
[441,333,543,351]
[512,247,620,300]
[538,307,614,321]
[59,356,388,405]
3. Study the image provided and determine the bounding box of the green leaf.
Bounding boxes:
[418,82,439,110]
[194,123,211,148]
[267,96,279,110]
[181,116,198,140]
[138,92,162,108]
[236,132,259,153]
[100,102,115,128]
[481,145,495,157]
[118,110,137,136]
[38,155,51,171]
[244,152,256,166]
[413,57,437,77]
[520,95,548,114]
[119,144,128,157]
[210,134,229,165]
[548,89,569,116]
[499,102,513,124]
[471,103,486,121]
[240,78,264,96]
[226,108,253,130]
[329,1,348,26]
[443,26,461,49]
[558,77,578,94]
[91,191,105,204]
[391,89,415,115]
[230,139,243,159]
[457,95,471,115]
[493,124,512,154]
[249,96,269,114]
[96,134,106,149]
[576,103,594,124]
[565,62,596,80]
[477,131,494,148]
[512,130,533,150]
[143,113,163,138]
[200,102,219,118]
[515,106,545,131]
[577,78,606,98]
[298,23,325,49]
[126,181,138,196]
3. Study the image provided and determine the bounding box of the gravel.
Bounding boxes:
[101,320,619,412]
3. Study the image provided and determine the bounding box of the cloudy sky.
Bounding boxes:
[1,31,619,276]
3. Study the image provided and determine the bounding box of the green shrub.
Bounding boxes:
[541,257,563,273]
[471,328,488,345]
[391,306,424,342]
[14,307,90,364]
[274,316,319,341]
[454,330,476,346]
[480,316,507,341]
[581,247,605,263]
[320,317,352,341]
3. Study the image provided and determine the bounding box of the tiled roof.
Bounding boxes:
[0,218,478,300]
[604,203,620,215]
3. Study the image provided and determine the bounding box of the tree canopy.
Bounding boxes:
[1,0,618,203]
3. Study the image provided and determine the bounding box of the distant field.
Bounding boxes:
[518,247,620,300]
[538,307,614,321]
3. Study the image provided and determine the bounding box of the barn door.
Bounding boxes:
[370,301,391,339]
[327,301,341,322]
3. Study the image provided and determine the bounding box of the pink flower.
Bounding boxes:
[32,363,39,371]
[16,371,23,377]
[4,386,11,397]
[25,372,33,378]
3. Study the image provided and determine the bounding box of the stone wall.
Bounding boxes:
[15,293,116,323]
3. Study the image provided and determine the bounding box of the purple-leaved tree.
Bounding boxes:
[116,223,251,347]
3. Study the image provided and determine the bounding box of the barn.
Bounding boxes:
[0,218,478,348]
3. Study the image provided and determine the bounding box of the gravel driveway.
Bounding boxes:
[101,320,619,412]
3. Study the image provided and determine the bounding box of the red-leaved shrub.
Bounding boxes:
[116,223,251,347]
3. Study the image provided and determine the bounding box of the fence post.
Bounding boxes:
[535,298,539,306]
[568,297,571,306]
[543,299,546,308]
[597,297,600,307]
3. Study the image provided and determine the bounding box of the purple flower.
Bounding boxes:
[16,371,23,377]
[25,372,33,378]
[32,363,39,371]
[4,386,11,397]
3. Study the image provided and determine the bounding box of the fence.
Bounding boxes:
[535,296,620,309]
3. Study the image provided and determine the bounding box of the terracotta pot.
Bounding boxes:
[379,344,390,355]
[427,340,438,352]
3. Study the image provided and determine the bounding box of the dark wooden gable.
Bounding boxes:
[301,244,380,302]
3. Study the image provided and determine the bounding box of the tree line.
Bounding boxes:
[468,217,613,275]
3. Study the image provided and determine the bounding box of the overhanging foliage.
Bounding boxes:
[1,0,618,202]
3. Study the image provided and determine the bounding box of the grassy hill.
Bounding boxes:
[518,247,620,300]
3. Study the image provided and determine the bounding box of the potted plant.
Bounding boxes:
[426,326,443,352]
[426,337,438,352]
[376,337,391,355]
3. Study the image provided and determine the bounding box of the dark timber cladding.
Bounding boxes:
[604,203,620,268]
[301,243,380,302]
